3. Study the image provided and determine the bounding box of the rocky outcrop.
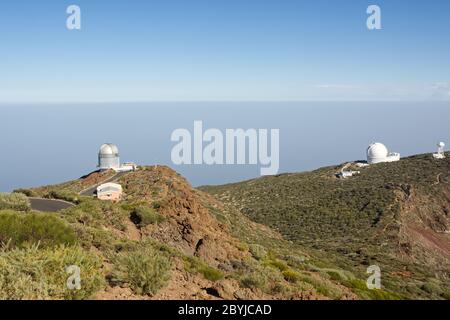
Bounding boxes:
[119,166,246,267]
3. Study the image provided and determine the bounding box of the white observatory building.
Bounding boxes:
[433,142,446,159]
[97,143,137,172]
[367,143,400,164]
[98,143,120,170]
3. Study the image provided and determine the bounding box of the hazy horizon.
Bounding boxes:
[1,101,448,192]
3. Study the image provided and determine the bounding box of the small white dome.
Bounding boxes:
[99,143,119,156]
[438,142,445,148]
[367,143,388,160]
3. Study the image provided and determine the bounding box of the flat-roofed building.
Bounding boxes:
[96,182,123,202]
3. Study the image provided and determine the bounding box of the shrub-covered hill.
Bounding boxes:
[3,166,370,300]
[201,154,450,300]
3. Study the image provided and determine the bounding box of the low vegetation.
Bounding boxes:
[202,154,450,300]
[0,193,30,211]
[3,157,445,300]
[0,211,76,249]
[183,256,224,282]
[0,244,104,300]
[130,206,166,228]
[111,244,171,295]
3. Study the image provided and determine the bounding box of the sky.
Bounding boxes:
[1,0,450,102]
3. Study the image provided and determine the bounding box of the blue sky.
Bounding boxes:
[1,0,450,102]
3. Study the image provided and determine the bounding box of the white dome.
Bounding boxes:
[367,143,389,164]
[438,142,445,148]
[98,143,120,170]
[368,143,388,158]
[99,143,119,156]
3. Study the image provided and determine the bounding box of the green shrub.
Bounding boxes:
[63,200,128,231]
[0,193,30,211]
[130,206,165,228]
[266,258,289,272]
[111,245,171,295]
[240,272,267,290]
[13,189,37,197]
[48,190,79,204]
[442,291,450,300]
[282,269,301,283]
[152,201,162,209]
[421,281,443,296]
[249,244,267,260]
[326,270,344,281]
[0,211,76,248]
[297,273,344,299]
[235,242,249,252]
[200,266,224,281]
[0,244,104,300]
[184,256,224,281]
[72,224,117,252]
[342,278,403,300]
[283,254,306,268]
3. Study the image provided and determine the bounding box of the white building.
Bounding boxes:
[337,170,361,179]
[98,143,120,170]
[96,182,123,201]
[336,163,360,178]
[433,142,446,159]
[116,162,138,172]
[98,144,137,172]
[367,143,400,164]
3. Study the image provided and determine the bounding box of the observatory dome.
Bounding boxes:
[99,144,117,155]
[367,142,400,164]
[367,143,388,161]
[98,143,120,170]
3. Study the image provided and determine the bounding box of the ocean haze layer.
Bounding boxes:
[0,102,449,192]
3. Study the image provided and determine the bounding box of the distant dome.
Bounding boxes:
[438,142,445,148]
[98,143,120,170]
[367,143,388,161]
[99,143,119,156]
[366,142,400,164]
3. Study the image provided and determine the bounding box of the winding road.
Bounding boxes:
[28,197,74,212]
[27,171,130,212]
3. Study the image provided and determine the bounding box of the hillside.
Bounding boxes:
[2,165,366,300]
[201,154,450,299]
